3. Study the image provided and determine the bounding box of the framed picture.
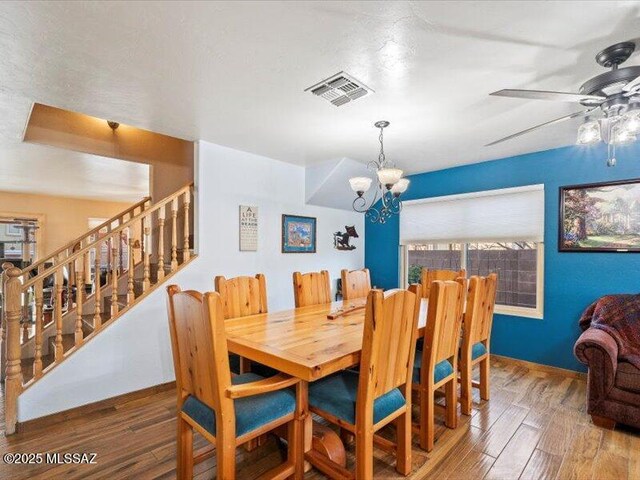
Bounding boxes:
[282,214,316,253]
[559,178,640,252]
[5,224,21,236]
[239,205,258,251]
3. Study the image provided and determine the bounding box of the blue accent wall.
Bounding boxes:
[365,143,640,371]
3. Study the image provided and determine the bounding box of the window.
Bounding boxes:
[400,185,545,319]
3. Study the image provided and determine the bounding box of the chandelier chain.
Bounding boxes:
[378,126,385,166]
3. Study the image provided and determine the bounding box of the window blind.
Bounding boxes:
[399,185,544,244]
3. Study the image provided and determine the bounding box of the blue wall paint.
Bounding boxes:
[365,143,640,372]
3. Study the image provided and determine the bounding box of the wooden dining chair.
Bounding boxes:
[214,274,269,375]
[292,270,331,308]
[411,279,465,452]
[340,268,371,301]
[308,288,420,479]
[419,268,466,299]
[459,273,498,415]
[166,285,304,480]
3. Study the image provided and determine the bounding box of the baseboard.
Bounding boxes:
[491,354,586,380]
[16,381,176,434]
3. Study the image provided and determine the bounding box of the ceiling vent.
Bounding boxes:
[305,72,373,107]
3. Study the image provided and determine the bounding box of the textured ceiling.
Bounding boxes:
[0,1,639,177]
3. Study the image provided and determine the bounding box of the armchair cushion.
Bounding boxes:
[615,362,640,394]
[308,369,405,425]
[182,373,295,437]
[412,350,454,384]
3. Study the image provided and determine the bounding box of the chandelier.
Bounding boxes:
[349,121,409,224]
[576,99,640,166]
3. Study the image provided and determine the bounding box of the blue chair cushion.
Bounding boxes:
[308,369,405,425]
[413,350,454,384]
[181,373,295,437]
[472,342,488,360]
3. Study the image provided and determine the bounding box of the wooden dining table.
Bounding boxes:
[225,296,429,476]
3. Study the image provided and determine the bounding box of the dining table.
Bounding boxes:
[225,296,429,476]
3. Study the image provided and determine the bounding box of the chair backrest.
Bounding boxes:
[419,268,466,299]
[292,270,331,308]
[358,289,420,408]
[462,273,498,348]
[341,268,371,301]
[214,274,268,319]
[166,285,233,418]
[421,280,464,378]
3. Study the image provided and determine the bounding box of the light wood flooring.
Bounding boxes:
[1,356,638,479]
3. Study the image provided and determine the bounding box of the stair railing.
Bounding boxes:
[2,183,193,434]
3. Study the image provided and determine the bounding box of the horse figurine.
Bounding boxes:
[333,225,359,251]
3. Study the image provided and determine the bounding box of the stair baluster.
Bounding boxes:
[183,191,191,262]
[111,237,119,316]
[157,206,165,281]
[171,197,178,271]
[1,262,13,382]
[75,255,84,346]
[54,268,64,361]
[94,246,102,330]
[127,236,135,305]
[143,217,151,292]
[33,266,44,378]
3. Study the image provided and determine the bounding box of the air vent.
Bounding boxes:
[305,72,373,107]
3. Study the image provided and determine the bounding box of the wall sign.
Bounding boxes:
[239,205,258,251]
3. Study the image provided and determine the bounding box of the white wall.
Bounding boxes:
[18,141,364,421]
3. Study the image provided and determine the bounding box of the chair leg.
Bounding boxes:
[288,414,305,480]
[460,360,473,416]
[444,379,457,429]
[419,385,434,452]
[396,410,412,476]
[217,431,237,480]
[355,423,374,479]
[177,417,193,480]
[479,357,490,401]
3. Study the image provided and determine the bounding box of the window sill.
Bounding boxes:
[495,304,543,320]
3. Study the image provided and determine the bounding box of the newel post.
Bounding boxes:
[5,266,24,435]
[0,262,13,382]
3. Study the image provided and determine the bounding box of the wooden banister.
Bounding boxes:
[2,183,195,435]
[21,196,151,277]
[22,184,192,290]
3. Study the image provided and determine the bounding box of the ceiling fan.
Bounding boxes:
[488,42,640,166]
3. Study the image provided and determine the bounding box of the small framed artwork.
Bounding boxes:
[282,214,316,253]
[559,178,640,252]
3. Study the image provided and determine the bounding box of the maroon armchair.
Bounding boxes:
[574,328,640,429]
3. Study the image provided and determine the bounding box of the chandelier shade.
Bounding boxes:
[349,177,373,194]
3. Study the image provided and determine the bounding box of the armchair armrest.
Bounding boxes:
[574,328,618,395]
[226,373,299,399]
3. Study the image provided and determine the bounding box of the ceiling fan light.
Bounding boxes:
[390,178,410,196]
[377,168,403,188]
[611,125,636,145]
[576,119,601,145]
[349,176,372,195]
[622,109,640,135]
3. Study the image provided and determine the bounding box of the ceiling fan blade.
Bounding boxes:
[623,75,640,93]
[485,109,595,147]
[490,89,605,103]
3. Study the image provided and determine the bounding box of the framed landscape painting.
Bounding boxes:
[559,178,640,252]
[282,214,316,253]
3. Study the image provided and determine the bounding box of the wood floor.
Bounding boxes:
[1,356,638,479]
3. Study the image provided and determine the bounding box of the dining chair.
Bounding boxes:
[165,285,304,480]
[459,273,498,415]
[411,279,465,452]
[214,273,269,375]
[292,270,331,308]
[340,268,371,301]
[308,288,420,478]
[419,268,466,299]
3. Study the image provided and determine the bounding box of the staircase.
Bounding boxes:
[0,183,194,434]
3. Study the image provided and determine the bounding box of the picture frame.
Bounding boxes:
[5,224,21,236]
[559,178,640,252]
[281,214,316,253]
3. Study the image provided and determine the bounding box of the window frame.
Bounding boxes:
[401,242,544,319]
